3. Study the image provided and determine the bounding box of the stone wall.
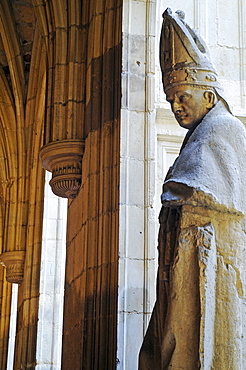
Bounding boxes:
[118,0,157,368]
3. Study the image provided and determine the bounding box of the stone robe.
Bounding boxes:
[139,101,246,369]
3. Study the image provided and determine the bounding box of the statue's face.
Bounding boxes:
[166,86,211,129]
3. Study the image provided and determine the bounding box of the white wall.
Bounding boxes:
[7,284,18,370]
[36,172,67,370]
[118,1,157,368]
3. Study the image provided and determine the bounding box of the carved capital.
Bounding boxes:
[0,251,25,284]
[39,139,85,199]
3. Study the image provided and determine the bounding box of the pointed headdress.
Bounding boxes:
[160,8,230,109]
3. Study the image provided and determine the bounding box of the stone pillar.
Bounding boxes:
[118,0,157,368]
[61,1,122,369]
[0,0,27,284]
[35,0,86,199]
[0,3,47,368]
[11,25,47,370]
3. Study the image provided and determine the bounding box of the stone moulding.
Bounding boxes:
[39,139,85,199]
[0,250,25,284]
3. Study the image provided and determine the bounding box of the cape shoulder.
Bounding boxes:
[163,102,246,214]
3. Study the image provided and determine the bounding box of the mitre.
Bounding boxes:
[160,8,229,109]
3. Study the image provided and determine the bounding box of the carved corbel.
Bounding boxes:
[0,250,25,284]
[38,0,86,199]
[39,139,85,199]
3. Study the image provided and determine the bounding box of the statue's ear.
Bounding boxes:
[204,90,217,109]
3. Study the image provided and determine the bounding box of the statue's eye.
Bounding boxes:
[179,94,190,102]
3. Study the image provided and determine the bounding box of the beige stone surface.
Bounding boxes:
[61,1,122,368]
[0,1,244,369]
[140,7,246,369]
[63,124,120,369]
[0,1,47,368]
[140,191,246,369]
[180,203,245,369]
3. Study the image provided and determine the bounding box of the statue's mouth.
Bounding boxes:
[175,114,188,120]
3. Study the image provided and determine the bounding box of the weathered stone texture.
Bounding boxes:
[180,202,246,369]
[118,1,157,367]
[139,7,246,364]
[0,1,47,368]
[62,1,122,368]
[140,190,246,369]
[0,1,244,369]
[63,124,120,369]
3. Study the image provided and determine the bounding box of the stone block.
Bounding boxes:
[63,276,86,333]
[13,3,35,24]
[119,312,145,370]
[46,219,58,240]
[217,0,240,48]
[128,35,146,76]
[127,158,145,206]
[128,73,146,111]
[130,1,147,36]
[127,111,145,160]
[124,258,144,312]
[125,205,144,259]
[62,324,83,370]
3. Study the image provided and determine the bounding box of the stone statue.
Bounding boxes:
[139,8,246,369]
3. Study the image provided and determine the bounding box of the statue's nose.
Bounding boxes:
[172,102,182,113]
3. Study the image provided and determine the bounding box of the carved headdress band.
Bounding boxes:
[160,8,230,110]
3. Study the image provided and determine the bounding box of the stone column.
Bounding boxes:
[35,0,86,199]
[61,1,122,368]
[11,24,47,370]
[0,3,47,368]
[0,0,27,284]
[118,0,157,368]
